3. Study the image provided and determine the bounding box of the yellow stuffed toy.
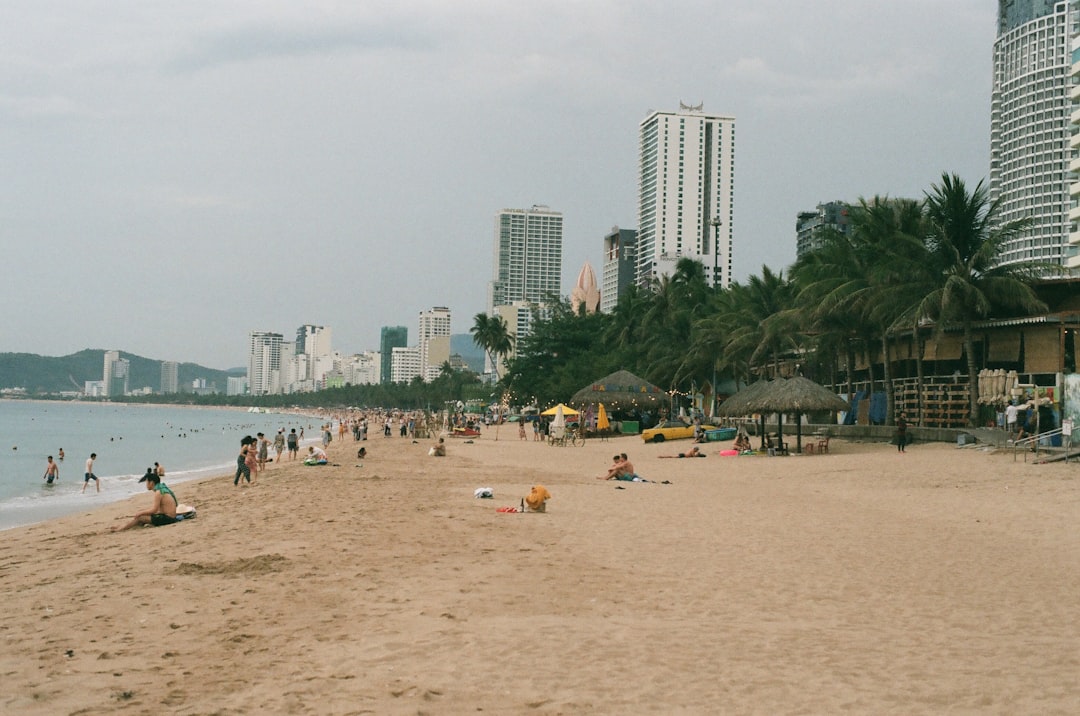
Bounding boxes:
[525,485,552,513]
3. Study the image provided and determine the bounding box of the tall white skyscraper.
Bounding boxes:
[102,350,129,397]
[248,331,283,396]
[418,306,451,380]
[160,360,179,394]
[489,205,563,312]
[295,324,332,387]
[992,1,1078,268]
[636,104,735,289]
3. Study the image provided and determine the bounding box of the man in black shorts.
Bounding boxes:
[82,452,99,493]
[110,472,178,531]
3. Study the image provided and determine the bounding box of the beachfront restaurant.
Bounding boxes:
[763,279,1080,429]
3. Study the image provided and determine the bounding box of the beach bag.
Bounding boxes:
[428,447,436,456]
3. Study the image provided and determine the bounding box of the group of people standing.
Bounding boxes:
[235,429,301,486]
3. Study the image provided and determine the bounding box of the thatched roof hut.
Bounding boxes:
[755,377,850,415]
[570,370,668,411]
[715,379,775,417]
[716,377,848,453]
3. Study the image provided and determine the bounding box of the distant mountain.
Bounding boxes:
[450,334,486,373]
[0,350,237,395]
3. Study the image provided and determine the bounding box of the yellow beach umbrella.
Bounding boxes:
[541,403,580,416]
[596,403,610,431]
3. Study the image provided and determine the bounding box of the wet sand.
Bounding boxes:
[2,430,1078,714]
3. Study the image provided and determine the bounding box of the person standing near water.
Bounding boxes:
[43,456,60,484]
[82,453,99,493]
[57,448,65,461]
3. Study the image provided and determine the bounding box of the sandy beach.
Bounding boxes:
[2,429,1079,715]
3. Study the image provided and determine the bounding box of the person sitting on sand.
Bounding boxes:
[733,432,752,452]
[598,454,626,480]
[305,446,328,465]
[614,453,639,480]
[357,446,367,459]
[431,438,446,457]
[598,453,642,481]
[110,472,177,531]
[658,446,705,458]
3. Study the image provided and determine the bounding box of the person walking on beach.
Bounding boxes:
[43,456,60,484]
[287,428,299,460]
[82,453,99,493]
[273,429,285,463]
[235,437,254,486]
[257,432,269,472]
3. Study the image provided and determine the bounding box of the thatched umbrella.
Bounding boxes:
[716,377,848,453]
[715,379,776,449]
[571,370,668,411]
[755,377,849,453]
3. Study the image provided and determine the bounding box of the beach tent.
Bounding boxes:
[541,403,580,417]
[570,370,668,410]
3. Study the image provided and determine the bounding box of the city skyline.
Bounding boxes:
[1,2,994,369]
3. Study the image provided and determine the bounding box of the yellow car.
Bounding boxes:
[641,419,716,443]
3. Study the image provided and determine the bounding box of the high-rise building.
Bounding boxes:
[795,201,852,259]
[418,306,452,380]
[248,331,283,396]
[1067,27,1080,268]
[488,205,563,312]
[160,361,179,394]
[295,324,332,388]
[380,326,408,384]
[636,104,735,289]
[601,226,637,313]
[992,1,1078,268]
[390,346,422,383]
[102,350,129,397]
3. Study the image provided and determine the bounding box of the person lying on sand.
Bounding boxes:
[658,446,705,458]
[110,472,177,531]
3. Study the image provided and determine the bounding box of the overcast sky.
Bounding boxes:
[1,1,993,369]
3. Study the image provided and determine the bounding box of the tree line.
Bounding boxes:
[481,173,1051,427]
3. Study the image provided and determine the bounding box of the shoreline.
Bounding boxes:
[3,432,1079,714]
[0,403,324,532]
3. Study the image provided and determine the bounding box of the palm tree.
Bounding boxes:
[470,313,515,381]
[793,197,931,424]
[920,173,1049,425]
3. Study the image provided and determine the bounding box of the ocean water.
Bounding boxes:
[0,401,317,531]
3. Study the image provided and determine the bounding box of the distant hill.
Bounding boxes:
[0,350,238,395]
[450,334,486,373]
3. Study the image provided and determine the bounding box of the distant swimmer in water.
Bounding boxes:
[43,456,60,484]
[58,448,65,461]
